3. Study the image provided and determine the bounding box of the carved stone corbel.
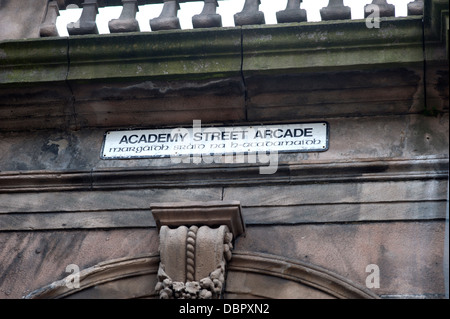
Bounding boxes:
[151,201,245,299]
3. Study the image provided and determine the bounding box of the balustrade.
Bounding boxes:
[0,0,425,39]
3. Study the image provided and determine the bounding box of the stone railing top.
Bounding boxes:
[0,0,429,40]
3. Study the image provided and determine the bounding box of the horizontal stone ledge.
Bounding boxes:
[1,16,436,86]
[0,158,447,193]
[241,17,427,75]
[0,28,243,85]
[242,201,448,225]
[66,28,243,82]
[0,200,446,232]
[0,187,223,215]
[0,209,154,231]
[223,179,448,207]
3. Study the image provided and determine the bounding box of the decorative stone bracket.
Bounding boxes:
[150,201,245,299]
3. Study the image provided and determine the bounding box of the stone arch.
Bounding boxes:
[24,251,378,299]
[226,251,379,299]
[24,254,161,299]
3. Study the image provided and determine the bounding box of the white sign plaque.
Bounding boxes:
[101,122,329,159]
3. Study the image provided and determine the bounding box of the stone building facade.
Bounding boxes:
[0,0,448,299]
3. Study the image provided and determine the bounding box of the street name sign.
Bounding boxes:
[101,122,329,159]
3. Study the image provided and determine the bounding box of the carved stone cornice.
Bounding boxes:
[2,10,448,132]
[0,158,447,194]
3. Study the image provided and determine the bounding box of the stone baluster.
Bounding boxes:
[276,0,307,24]
[407,0,424,16]
[67,0,99,35]
[320,0,351,21]
[108,0,140,33]
[150,0,181,31]
[192,0,222,29]
[234,0,265,26]
[364,0,395,18]
[40,1,60,37]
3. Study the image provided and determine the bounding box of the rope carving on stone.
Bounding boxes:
[155,226,234,299]
[185,225,198,282]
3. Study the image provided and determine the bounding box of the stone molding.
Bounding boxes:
[24,251,379,299]
[1,158,447,193]
[23,254,161,299]
[151,201,245,238]
[227,251,379,299]
[1,12,448,132]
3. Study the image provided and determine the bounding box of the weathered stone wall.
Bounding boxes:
[0,0,49,40]
[0,3,448,299]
